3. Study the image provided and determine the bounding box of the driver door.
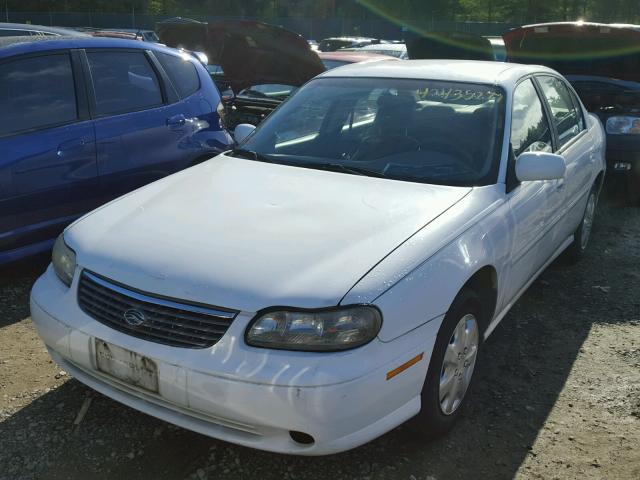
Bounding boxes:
[503,79,558,304]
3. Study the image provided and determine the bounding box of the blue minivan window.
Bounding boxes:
[156,52,200,98]
[87,51,163,116]
[0,53,77,137]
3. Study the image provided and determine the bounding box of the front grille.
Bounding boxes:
[78,270,237,348]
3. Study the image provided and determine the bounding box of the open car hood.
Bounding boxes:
[407,31,494,61]
[503,22,640,83]
[157,19,325,93]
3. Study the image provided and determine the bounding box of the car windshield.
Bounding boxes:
[238,77,505,186]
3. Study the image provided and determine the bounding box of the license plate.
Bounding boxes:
[95,339,159,393]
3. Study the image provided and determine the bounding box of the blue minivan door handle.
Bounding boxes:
[57,138,87,157]
[167,114,186,127]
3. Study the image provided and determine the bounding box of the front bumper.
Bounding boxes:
[30,266,438,455]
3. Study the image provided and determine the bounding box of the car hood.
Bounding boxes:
[156,19,325,93]
[67,155,471,313]
[503,23,640,82]
[406,32,494,61]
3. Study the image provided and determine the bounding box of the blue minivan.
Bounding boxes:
[0,37,233,264]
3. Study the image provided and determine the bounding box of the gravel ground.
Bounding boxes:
[1,196,639,480]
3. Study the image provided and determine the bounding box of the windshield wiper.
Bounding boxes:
[301,162,388,178]
[229,148,274,163]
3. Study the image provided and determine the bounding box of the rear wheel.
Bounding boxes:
[564,185,598,263]
[410,289,482,439]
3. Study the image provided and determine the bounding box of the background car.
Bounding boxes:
[0,22,88,37]
[318,36,381,51]
[103,28,160,42]
[485,36,507,61]
[346,42,408,59]
[318,50,400,69]
[504,22,640,204]
[88,30,144,41]
[0,36,232,265]
[158,19,325,129]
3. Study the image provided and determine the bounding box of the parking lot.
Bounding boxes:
[1,196,638,480]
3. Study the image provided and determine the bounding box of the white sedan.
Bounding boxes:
[31,60,605,455]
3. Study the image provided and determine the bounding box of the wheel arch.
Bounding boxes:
[458,265,498,334]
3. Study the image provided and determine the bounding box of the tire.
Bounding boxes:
[409,289,483,439]
[564,184,598,263]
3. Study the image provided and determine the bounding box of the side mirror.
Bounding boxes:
[234,123,256,144]
[515,151,566,182]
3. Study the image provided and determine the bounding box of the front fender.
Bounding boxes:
[342,185,511,342]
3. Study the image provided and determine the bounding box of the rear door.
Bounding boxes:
[0,50,98,260]
[535,75,592,242]
[83,49,197,203]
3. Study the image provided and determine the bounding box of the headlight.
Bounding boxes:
[605,116,640,135]
[52,234,76,287]
[246,306,382,351]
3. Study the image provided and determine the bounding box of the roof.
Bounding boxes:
[318,59,557,87]
[0,36,181,58]
[318,51,399,63]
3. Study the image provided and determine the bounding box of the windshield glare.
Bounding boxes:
[241,77,505,186]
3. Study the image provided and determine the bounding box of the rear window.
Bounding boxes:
[0,53,77,137]
[156,51,200,98]
[87,51,163,116]
[537,76,584,148]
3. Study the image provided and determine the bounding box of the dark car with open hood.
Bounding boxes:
[157,19,325,130]
[504,22,640,204]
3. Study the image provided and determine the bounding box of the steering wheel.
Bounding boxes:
[418,140,477,171]
[349,134,422,161]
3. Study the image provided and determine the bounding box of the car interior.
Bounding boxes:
[266,86,504,185]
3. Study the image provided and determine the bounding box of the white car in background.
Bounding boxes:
[31,60,605,455]
[351,42,408,59]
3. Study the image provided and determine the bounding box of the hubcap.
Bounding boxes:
[580,192,596,250]
[439,314,479,415]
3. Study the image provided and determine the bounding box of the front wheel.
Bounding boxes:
[564,185,598,263]
[410,289,482,439]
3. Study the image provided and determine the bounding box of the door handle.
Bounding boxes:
[166,114,186,127]
[57,138,87,157]
[556,179,565,191]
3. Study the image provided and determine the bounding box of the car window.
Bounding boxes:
[87,51,163,116]
[510,79,553,157]
[0,29,31,37]
[156,52,200,98]
[537,76,584,148]
[0,53,77,137]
